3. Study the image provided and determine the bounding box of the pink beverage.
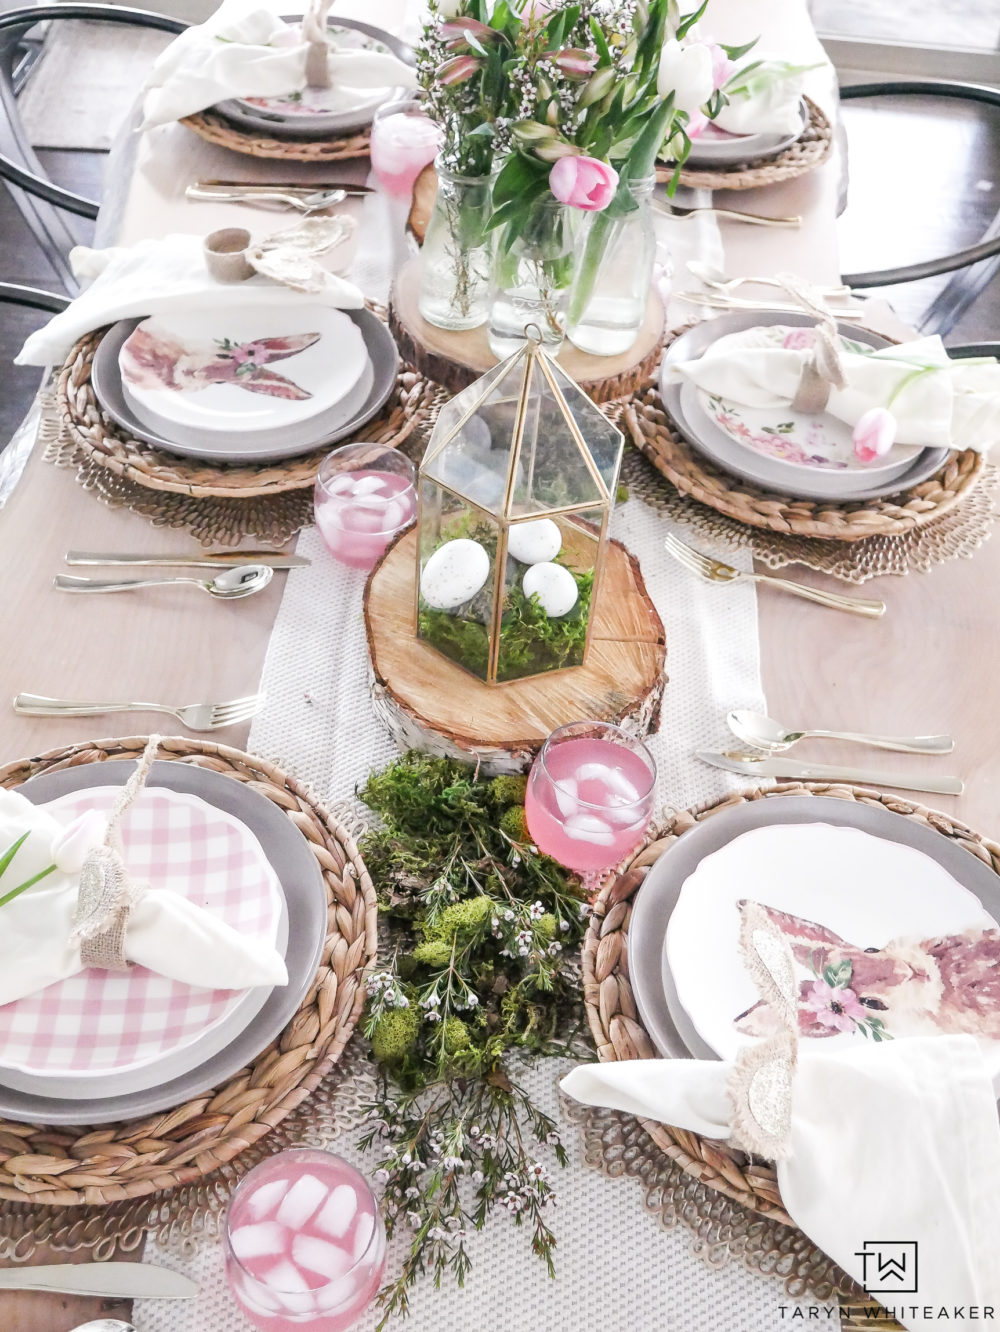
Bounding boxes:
[370,104,442,199]
[224,1149,386,1332]
[314,444,417,571]
[525,725,656,875]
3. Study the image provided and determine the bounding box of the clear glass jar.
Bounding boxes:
[487,197,577,359]
[417,161,493,331]
[566,175,657,357]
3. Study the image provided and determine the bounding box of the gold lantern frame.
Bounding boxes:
[416,327,625,685]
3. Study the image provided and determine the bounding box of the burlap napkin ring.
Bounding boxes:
[779,272,848,415]
[727,901,799,1162]
[302,0,334,87]
[68,735,161,972]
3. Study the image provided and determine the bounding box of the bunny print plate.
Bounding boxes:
[626,796,1000,1090]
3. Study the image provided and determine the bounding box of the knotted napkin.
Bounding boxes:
[142,0,417,129]
[0,739,287,1004]
[562,902,1000,1329]
[715,57,818,136]
[668,325,1000,452]
[16,231,364,369]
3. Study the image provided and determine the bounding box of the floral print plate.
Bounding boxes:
[663,822,1000,1076]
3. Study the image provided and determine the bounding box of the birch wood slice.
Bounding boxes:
[364,527,667,774]
[388,257,667,406]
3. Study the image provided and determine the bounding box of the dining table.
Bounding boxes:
[1,0,998,1328]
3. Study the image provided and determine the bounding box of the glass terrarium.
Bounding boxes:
[416,329,624,684]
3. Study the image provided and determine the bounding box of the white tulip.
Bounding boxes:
[49,810,107,875]
[657,39,715,118]
[436,0,464,17]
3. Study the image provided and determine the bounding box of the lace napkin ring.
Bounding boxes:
[68,735,161,971]
[780,273,848,415]
[727,901,799,1162]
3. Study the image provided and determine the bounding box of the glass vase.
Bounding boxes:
[487,197,577,359]
[417,162,493,332]
[566,176,657,357]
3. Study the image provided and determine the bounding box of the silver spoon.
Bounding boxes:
[53,563,275,599]
[727,708,955,756]
[687,259,854,300]
[70,1323,136,1332]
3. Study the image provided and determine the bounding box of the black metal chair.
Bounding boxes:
[838,81,1000,336]
[0,5,186,294]
[0,281,69,314]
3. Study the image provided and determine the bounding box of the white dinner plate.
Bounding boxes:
[658,312,950,502]
[119,305,369,439]
[91,308,399,464]
[627,797,1000,1097]
[665,821,1000,1079]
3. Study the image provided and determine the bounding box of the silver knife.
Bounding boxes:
[66,550,309,569]
[195,179,373,196]
[697,750,964,796]
[0,1261,198,1298]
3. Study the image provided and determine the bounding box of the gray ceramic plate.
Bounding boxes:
[659,310,951,502]
[0,760,327,1124]
[627,795,1000,1063]
[92,309,399,465]
[214,18,415,140]
[682,100,807,168]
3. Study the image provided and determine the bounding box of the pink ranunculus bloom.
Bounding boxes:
[802,979,868,1033]
[782,327,815,350]
[549,155,619,212]
[853,406,897,463]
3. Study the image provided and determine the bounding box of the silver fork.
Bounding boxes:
[185,185,346,213]
[664,534,886,618]
[12,692,265,731]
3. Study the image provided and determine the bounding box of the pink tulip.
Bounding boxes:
[550,47,596,78]
[853,407,897,462]
[686,109,709,139]
[549,155,619,212]
[439,18,498,46]
[437,54,481,85]
[706,41,735,92]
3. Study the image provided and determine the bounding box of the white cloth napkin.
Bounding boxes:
[715,57,814,135]
[563,1037,1000,1329]
[142,0,417,128]
[0,789,287,1002]
[16,232,364,369]
[669,331,1000,452]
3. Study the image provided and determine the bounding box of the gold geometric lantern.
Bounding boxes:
[416,329,624,684]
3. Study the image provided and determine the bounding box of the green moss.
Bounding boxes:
[423,896,494,943]
[487,774,528,808]
[499,805,530,843]
[442,1016,472,1054]
[371,1006,420,1062]
[413,939,454,968]
[536,913,557,943]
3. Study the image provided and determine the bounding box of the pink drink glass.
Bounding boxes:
[525,722,656,876]
[224,1148,386,1332]
[369,94,443,199]
[314,443,416,570]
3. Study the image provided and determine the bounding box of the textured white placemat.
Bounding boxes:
[134,128,774,1332]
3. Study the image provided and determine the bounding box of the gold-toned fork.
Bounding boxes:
[652,199,801,228]
[663,533,886,618]
[12,692,265,731]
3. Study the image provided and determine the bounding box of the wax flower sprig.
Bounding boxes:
[355,753,590,1325]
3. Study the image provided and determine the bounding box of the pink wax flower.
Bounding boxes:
[853,407,897,462]
[782,327,815,350]
[549,155,619,212]
[802,978,868,1034]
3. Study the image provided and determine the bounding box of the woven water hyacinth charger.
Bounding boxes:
[55,326,436,500]
[669,96,834,191]
[0,736,377,1206]
[625,386,984,542]
[181,109,370,162]
[582,781,1000,1221]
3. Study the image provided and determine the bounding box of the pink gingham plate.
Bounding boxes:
[0,786,284,1080]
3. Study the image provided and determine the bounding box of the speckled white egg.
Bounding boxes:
[420,539,491,610]
[522,562,578,617]
[507,518,562,565]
